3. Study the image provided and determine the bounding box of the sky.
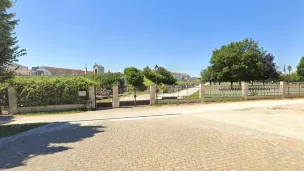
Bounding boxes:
[11,0,304,77]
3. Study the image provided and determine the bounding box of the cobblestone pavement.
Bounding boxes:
[1,115,304,171]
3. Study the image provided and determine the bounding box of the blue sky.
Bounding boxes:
[12,0,304,76]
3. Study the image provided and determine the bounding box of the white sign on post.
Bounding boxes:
[78,91,86,97]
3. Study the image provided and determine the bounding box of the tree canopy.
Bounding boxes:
[124,67,144,87]
[296,56,304,80]
[0,0,26,82]
[84,73,122,90]
[207,38,279,84]
[143,66,177,85]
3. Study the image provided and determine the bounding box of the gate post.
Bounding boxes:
[280,81,286,98]
[150,84,156,105]
[8,87,18,115]
[242,82,248,100]
[89,86,96,110]
[199,83,205,103]
[112,85,120,108]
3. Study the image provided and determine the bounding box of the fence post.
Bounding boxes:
[150,84,156,105]
[8,87,18,115]
[242,82,248,100]
[112,85,120,108]
[280,81,286,98]
[89,86,96,110]
[199,83,205,103]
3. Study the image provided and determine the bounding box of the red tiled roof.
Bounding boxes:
[42,67,94,75]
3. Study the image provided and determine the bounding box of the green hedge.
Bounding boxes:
[10,76,98,107]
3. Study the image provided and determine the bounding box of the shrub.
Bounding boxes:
[10,76,98,107]
[83,73,122,91]
[159,83,168,93]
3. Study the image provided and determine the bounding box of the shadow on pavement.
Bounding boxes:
[0,122,105,169]
[0,115,14,125]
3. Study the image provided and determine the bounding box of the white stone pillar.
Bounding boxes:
[89,86,96,110]
[242,82,248,100]
[199,83,205,103]
[150,84,156,105]
[8,87,18,114]
[112,86,120,108]
[280,81,286,98]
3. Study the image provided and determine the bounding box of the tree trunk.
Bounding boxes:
[230,82,233,89]
[239,82,241,87]
[251,81,254,85]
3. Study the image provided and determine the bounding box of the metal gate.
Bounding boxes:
[96,87,113,108]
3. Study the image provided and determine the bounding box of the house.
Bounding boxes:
[93,63,104,74]
[171,72,191,81]
[5,62,32,76]
[6,62,28,71]
[32,63,104,76]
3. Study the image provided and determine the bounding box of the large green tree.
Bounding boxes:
[124,67,144,87]
[209,38,278,87]
[0,0,26,82]
[143,66,177,85]
[200,67,213,84]
[157,67,177,85]
[297,56,304,80]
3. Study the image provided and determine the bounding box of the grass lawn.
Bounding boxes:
[143,77,154,86]
[0,123,47,138]
[185,91,200,99]
[16,109,87,116]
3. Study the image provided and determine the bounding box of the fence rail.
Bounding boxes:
[205,85,242,97]
[248,84,282,96]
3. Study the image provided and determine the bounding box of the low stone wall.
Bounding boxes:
[17,104,88,114]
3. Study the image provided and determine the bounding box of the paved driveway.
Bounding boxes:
[1,99,304,170]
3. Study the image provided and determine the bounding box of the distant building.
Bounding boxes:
[6,62,28,71]
[32,66,94,76]
[5,62,32,76]
[31,63,105,76]
[171,72,191,81]
[93,63,104,74]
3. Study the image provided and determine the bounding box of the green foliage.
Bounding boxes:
[10,76,98,107]
[143,77,154,86]
[84,73,122,90]
[279,74,300,82]
[157,67,177,85]
[124,67,144,87]
[143,66,176,85]
[159,83,168,93]
[208,38,279,83]
[143,66,165,84]
[200,66,215,83]
[297,56,304,80]
[0,0,26,83]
